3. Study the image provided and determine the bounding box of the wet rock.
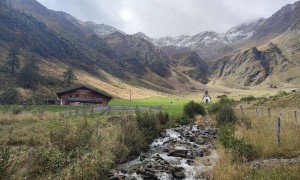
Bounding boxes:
[140,155,147,161]
[186,159,194,165]
[109,177,120,180]
[172,167,186,179]
[160,131,170,138]
[137,166,158,179]
[189,135,195,142]
[195,138,206,145]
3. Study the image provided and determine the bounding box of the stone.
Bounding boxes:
[140,155,147,161]
[160,131,170,138]
[195,138,206,145]
[172,167,186,179]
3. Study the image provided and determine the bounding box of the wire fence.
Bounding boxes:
[237,105,299,146]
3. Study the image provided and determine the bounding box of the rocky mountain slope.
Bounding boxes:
[133,18,266,62]
[170,51,209,84]
[211,1,300,88]
[0,0,300,100]
[0,0,207,97]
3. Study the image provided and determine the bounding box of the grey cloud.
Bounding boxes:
[37,0,299,37]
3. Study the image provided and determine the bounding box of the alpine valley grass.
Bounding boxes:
[109,96,212,116]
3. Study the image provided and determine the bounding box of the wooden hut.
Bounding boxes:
[56,86,112,106]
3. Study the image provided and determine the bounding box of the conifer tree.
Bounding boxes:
[6,45,20,74]
[63,67,77,87]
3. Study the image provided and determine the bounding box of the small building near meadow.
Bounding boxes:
[202,90,211,103]
[56,86,112,106]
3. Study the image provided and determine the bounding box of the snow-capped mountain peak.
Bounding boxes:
[84,21,126,36]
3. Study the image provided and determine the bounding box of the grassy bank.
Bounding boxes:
[0,98,208,179]
[212,96,300,179]
[0,112,169,179]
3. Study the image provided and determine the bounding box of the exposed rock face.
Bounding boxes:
[252,1,300,39]
[212,43,295,86]
[170,51,210,84]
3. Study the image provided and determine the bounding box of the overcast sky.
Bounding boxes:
[36,0,298,38]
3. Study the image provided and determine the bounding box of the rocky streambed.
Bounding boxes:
[109,123,219,180]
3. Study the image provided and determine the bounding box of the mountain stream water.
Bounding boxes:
[108,123,219,180]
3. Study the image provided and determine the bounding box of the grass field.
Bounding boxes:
[109,96,212,116]
[0,105,89,113]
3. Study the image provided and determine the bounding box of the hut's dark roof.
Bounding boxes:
[56,86,113,99]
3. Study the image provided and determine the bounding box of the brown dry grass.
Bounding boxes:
[213,145,248,180]
[236,108,300,159]
[0,112,58,121]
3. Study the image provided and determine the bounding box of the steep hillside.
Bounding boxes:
[210,1,300,88]
[252,1,300,40]
[0,2,96,72]
[170,52,209,84]
[103,32,171,77]
[211,43,298,87]
[0,0,211,103]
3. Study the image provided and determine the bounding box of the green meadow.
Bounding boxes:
[109,96,212,116]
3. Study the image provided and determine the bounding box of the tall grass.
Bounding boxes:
[0,112,58,121]
[237,108,300,158]
[213,105,300,179]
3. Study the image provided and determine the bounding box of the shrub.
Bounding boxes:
[0,89,18,105]
[50,120,94,152]
[218,125,257,162]
[30,147,67,177]
[278,90,287,96]
[118,115,147,158]
[240,95,256,102]
[71,150,114,180]
[175,114,193,125]
[12,107,22,115]
[135,111,160,141]
[209,97,235,115]
[215,105,238,125]
[183,101,206,118]
[157,111,169,125]
[0,146,12,179]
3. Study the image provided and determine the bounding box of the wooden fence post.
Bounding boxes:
[75,109,78,116]
[26,147,33,177]
[255,106,259,117]
[91,108,94,114]
[277,117,281,146]
[95,122,99,140]
[240,105,244,116]
[69,110,72,117]
[268,108,271,118]
[294,111,298,128]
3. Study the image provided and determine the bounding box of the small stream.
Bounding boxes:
[108,123,219,180]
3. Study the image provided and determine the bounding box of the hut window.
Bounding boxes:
[70,95,72,97]
[76,94,79,97]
